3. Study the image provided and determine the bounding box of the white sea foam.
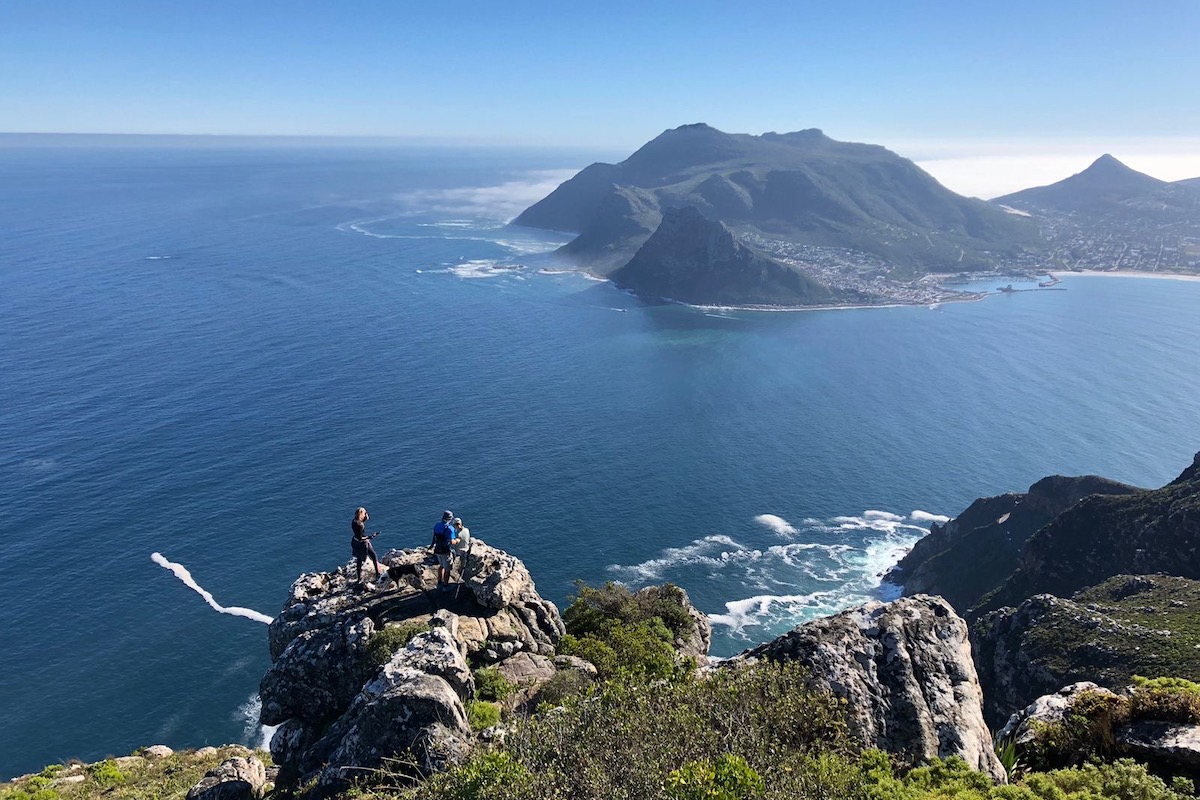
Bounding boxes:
[417,220,480,228]
[237,694,277,752]
[145,255,172,260]
[607,534,754,582]
[910,509,951,524]
[754,513,798,536]
[708,590,845,631]
[608,509,927,644]
[151,552,273,624]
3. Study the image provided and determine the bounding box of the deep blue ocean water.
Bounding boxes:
[2,144,1199,777]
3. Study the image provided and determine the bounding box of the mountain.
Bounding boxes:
[1177,177,1200,190]
[886,474,1138,612]
[609,206,845,307]
[995,154,1196,213]
[514,124,1040,295]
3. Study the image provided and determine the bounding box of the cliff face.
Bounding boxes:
[888,475,1138,613]
[609,206,838,307]
[976,454,1200,616]
[733,595,1006,783]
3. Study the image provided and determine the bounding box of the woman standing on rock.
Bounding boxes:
[351,507,384,584]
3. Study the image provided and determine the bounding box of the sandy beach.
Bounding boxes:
[1066,270,1200,283]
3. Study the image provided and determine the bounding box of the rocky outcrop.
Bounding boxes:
[734,595,1005,782]
[887,475,1136,613]
[972,575,1200,727]
[185,756,267,800]
[997,682,1200,774]
[995,682,1116,745]
[260,540,564,795]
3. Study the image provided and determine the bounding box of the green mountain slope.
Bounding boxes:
[514,123,1040,278]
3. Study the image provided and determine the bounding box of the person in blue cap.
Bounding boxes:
[431,510,459,590]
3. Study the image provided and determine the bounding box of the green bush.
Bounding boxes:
[365,622,430,668]
[467,700,501,731]
[667,754,764,800]
[415,751,534,800]
[563,581,696,642]
[534,669,594,708]
[87,759,126,788]
[473,667,517,702]
[856,752,1189,800]
[1129,676,1200,724]
[395,661,853,800]
[558,618,681,682]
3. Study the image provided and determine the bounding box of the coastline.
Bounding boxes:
[594,271,988,313]
[1067,269,1200,283]
[588,266,1200,312]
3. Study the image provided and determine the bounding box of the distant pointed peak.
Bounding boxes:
[1087,153,1130,171]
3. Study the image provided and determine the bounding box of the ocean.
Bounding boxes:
[2,143,1199,777]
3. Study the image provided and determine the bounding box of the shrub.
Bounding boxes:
[1129,676,1200,724]
[564,581,696,642]
[415,751,535,800]
[473,667,517,702]
[1023,688,1130,770]
[467,700,501,731]
[365,622,430,668]
[557,618,681,682]
[87,759,126,788]
[484,661,848,799]
[667,754,764,800]
[534,669,593,708]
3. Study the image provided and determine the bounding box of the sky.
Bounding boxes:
[2,1,1198,197]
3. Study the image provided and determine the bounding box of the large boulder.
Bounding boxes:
[259,616,374,725]
[735,594,1005,782]
[185,756,267,800]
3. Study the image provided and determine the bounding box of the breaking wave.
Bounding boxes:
[607,509,939,652]
[237,694,278,752]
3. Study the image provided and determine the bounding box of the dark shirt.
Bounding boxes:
[352,519,367,540]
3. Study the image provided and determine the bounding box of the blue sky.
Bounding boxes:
[2,1,1197,194]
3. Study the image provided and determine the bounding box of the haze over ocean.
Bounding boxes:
[2,145,1199,777]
